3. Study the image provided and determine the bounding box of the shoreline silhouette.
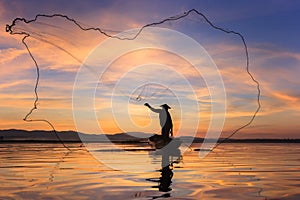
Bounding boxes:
[0,129,299,143]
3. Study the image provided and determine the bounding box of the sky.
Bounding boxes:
[0,0,300,139]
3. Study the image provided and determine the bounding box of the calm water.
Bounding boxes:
[0,143,299,200]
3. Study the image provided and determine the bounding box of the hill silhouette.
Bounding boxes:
[0,129,299,143]
[0,129,150,143]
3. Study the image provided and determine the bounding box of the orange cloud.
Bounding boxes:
[272,91,299,104]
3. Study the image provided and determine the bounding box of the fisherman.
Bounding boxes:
[144,103,173,140]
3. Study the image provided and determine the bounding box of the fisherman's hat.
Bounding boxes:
[160,104,171,109]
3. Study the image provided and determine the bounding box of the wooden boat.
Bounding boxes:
[148,134,182,149]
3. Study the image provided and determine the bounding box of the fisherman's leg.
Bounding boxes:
[161,126,169,140]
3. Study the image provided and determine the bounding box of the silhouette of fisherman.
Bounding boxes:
[144,103,173,140]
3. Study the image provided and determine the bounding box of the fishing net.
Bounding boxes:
[6,10,260,152]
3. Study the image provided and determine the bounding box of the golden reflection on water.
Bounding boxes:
[0,143,300,199]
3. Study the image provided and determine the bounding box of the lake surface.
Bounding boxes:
[0,143,299,200]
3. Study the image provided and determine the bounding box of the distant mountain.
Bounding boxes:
[0,129,299,143]
[0,129,152,143]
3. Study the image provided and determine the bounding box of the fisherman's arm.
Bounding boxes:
[144,103,161,113]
